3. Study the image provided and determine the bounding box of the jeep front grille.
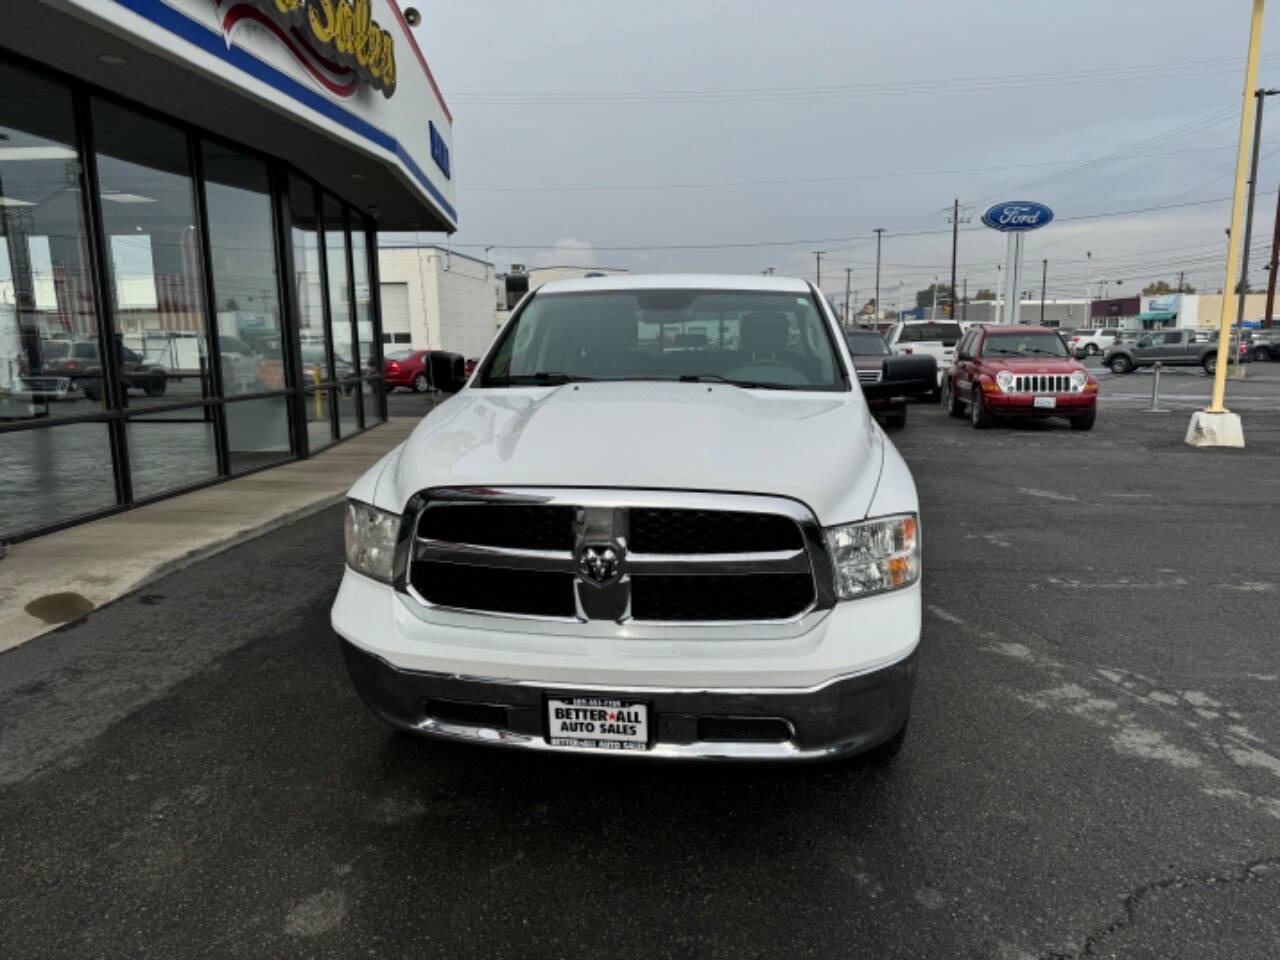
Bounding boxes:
[404,490,828,624]
[1010,374,1079,393]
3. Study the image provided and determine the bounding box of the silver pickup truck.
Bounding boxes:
[1103,329,1243,375]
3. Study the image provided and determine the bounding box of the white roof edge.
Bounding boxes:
[536,273,813,294]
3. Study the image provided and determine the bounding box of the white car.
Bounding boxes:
[1070,327,1122,356]
[886,319,964,389]
[332,275,921,762]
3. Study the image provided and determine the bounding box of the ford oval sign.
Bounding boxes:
[982,201,1054,232]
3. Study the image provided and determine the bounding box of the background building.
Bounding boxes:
[378,246,501,358]
[1,0,456,542]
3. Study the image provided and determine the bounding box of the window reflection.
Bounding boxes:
[202,142,284,397]
[323,195,354,370]
[226,395,291,473]
[304,386,335,452]
[350,225,377,377]
[126,408,218,500]
[0,62,101,422]
[92,99,208,406]
[289,176,328,382]
[0,423,116,539]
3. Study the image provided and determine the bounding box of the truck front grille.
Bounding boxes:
[405,491,823,624]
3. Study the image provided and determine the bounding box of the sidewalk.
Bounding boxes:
[0,418,419,653]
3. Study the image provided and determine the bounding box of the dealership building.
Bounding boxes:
[1,0,455,541]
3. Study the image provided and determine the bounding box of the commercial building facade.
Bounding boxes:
[1,0,455,542]
[377,245,500,358]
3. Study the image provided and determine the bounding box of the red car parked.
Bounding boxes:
[384,349,468,393]
[941,324,1098,431]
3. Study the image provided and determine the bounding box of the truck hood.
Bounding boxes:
[379,381,886,525]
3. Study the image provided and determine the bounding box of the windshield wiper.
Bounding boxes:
[677,374,796,390]
[486,371,595,385]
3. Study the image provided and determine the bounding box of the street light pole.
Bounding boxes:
[1041,258,1048,324]
[813,251,825,289]
[844,267,852,326]
[949,198,960,319]
[873,228,885,319]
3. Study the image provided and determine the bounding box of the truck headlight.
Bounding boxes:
[995,370,1014,392]
[1070,369,1088,391]
[344,499,400,582]
[825,513,920,600]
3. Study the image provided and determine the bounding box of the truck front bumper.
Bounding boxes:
[341,638,915,761]
[983,391,1096,415]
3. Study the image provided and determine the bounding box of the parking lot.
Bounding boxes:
[2,395,1279,960]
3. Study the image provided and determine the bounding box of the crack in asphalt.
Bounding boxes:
[1037,855,1280,959]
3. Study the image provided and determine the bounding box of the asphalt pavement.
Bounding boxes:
[2,398,1279,959]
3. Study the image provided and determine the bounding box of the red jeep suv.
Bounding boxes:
[941,325,1098,430]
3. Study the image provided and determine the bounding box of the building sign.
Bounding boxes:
[981,201,1055,232]
[217,0,398,98]
[429,120,450,179]
[1148,294,1181,312]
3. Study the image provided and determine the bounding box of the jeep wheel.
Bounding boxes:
[1109,356,1132,375]
[971,387,994,429]
[942,379,964,418]
[1070,409,1096,431]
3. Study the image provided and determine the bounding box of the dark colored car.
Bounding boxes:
[384,349,467,393]
[45,338,167,401]
[845,329,909,429]
[944,324,1097,430]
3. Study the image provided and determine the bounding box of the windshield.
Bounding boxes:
[898,322,962,344]
[845,331,891,356]
[482,288,845,390]
[981,331,1070,358]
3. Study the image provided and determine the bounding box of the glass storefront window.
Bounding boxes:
[288,176,327,387]
[0,62,102,423]
[0,423,117,539]
[323,195,354,377]
[202,142,285,399]
[304,386,335,452]
[225,395,291,473]
[92,99,209,408]
[350,225,376,378]
[125,407,219,500]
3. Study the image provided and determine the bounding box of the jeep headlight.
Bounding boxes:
[344,499,400,582]
[1070,369,1088,391]
[995,370,1014,392]
[825,513,920,600]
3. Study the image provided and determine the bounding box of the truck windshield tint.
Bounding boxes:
[898,323,962,343]
[482,289,845,390]
[845,332,891,356]
[981,332,1069,357]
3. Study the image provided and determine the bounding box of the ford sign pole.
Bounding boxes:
[982,202,1054,326]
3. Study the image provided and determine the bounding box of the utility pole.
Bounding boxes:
[948,198,960,319]
[844,267,852,326]
[813,251,825,289]
[1041,259,1048,324]
[1177,270,1186,294]
[873,228,885,319]
[1266,182,1280,328]
[962,277,968,321]
[1236,89,1279,334]
[1086,250,1093,304]
[931,276,939,321]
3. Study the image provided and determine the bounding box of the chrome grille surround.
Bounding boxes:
[394,488,836,639]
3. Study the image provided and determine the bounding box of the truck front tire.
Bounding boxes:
[1109,356,1132,374]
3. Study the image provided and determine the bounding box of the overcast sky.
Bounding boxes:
[408,1,1280,305]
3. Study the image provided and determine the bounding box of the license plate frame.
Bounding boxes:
[1033,395,1057,409]
[545,696,652,752]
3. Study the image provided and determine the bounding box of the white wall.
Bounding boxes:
[377,247,502,357]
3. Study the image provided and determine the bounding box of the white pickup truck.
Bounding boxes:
[887,319,964,393]
[332,275,922,762]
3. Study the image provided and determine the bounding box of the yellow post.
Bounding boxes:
[1210,0,1266,413]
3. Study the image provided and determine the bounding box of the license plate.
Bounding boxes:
[1034,396,1057,409]
[547,697,650,752]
